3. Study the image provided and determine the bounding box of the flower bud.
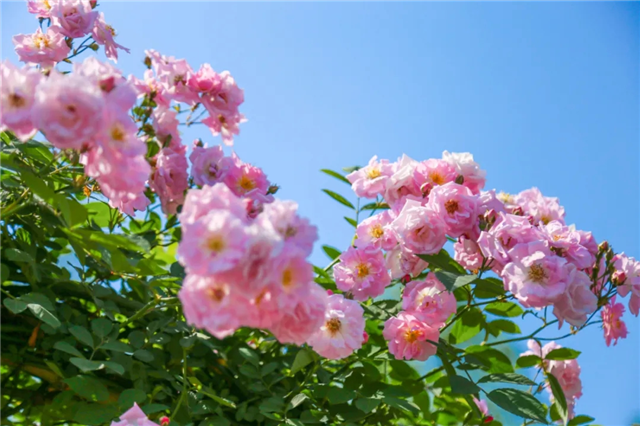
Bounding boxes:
[89,43,99,51]
[144,56,152,69]
[455,174,465,185]
[160,416,170,426]
[90,0,98,8]
[612,270,627,286]
[511,206,524,216]
[400,274,412,285]
[362,331,369,344]
[193,138,204,148]
[598,241,609,252]
[267,184,280,195]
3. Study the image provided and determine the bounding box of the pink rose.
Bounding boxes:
[189,143,228,186]
[0,61,41,141]
[402,273,457,326]
[413,159,457,195]
[383,312,439,361]
[515,187,565,225]
[441,151,486,194]
[261,200,318,257]
[178,184,248,226]
[552,268,598,327]
[27,0,54,19]
[92,12,130,63]
[269,284,328,346]
[601,296,628,347]
[333,245,391,301]
[346,155,394,199]
[201,71,246,146]
[454,236,484,271]
[390,199,447,255]
[149,144,189,215]
[385,245,429,280]
[111,403,159,426]
[51,0,98,39]
[384,154,421,205]
[188,63,222,93]
[426,182,480,238]
[13,26,70,69]
[355,211,397,250]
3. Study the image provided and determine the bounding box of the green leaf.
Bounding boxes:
[118,389,147,409]
[133,349,154,362]
[474,277,506,299]
[327,387,356,404]
[568,415,595,425]
[288,393,308,410]
[72,403,118,425]
[103,361,125,375]
[360,202,389,211]
[3,298,27,314]
[487,388,548,424]
[238,347,260,366]
[382,396,420,414]
[69,325,94,348]
[4,248,34,263]
[478,373,537,386]
[485,301,524,317]
[53,341,84,358]
[86,202,112,228]
[101,340,133,352]
[70,358,106,372]
[342,165,361,173]
[545,348,581,361]
[435,270,477,292]
[516,355,542,369]
[91,318,113,339]
[27,303,61,328]
[65,375,110,402]
[322,189,355,209]
[321,169,351,184]
[488,319,521,335]
[449,375,481,394]
[355,397,380,413]
[322,245,342,260]
[416,249,466,274]
[344,216,358,228]
[465,346,514,373]
[449,308,483,344]
[546,372,568,423]
[291,348,314,374]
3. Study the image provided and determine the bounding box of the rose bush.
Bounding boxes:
[1,2,637,426]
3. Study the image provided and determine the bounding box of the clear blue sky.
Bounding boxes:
[2,1,638,424]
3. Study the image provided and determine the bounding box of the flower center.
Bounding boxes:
[429,172,445,185]
[404,328,422,343]
[540,215,551,225]
[33,34,50,49]
[284,225,297,238]
[527,264,547,283]
[355,263,370,278]
[238,174,256,192]
[8,93,25,108]
[207,235,226,253]
[369,224,384,239]
[282,268,293,288]
[218,114,227,128]
[444,199,459,215]
[326,318,341,335]
[207,287,226,302]
[366,167,381,179]
[110,124,126,142]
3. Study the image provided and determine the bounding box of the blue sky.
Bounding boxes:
[2,1,638,424]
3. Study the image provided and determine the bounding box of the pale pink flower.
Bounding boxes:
[413,159,457,195]
[540,221,595,270]
[390,199,446,255]
[51,0,98,39]
[552,268,597,327]
[201,71,246,146]
[98,109,144,157]
[473,397,489,417]
[427,182,479,238]
[383,312,439,361]
[179,184,248,225]
[13,26,70,69]
[152,104,181,147]
[92,12,130,63]
[261,200,318,256]
[333,245,391,301]
[202,111,245,147]
[223,155,272,202]
[515,187,565,225]
[32,71,104,150]
[149,144,189,215]
[384,154,421,205]
[268,251,314,303]
[146,51,198,105]
[402,273,457,325]
[601,296,628,347]
[111,403,159,426]
[478,190,507,215]
[307,293,365,359]
[270,284,328,345]
[177,210,250,275]
[355,211,397,250]
[614,253,640,316]
[189,143,227,186]
[502,241,571,308]
[244,287,283,330]
[73,57,136,110]
[454,236,484,271]
[346,155,394,199]
[27,0,54,18]
[178,274,247,340]
[385,245,429,280]
[188,63,222,93]
[0,61,41,141]
[441,151,486,194]
[130,69,171,107]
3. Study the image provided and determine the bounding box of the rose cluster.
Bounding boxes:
[176,182,366,359]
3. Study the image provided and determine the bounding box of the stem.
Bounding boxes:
[174,348,189,414]
[483,320,558,347]
[2,189,30,220]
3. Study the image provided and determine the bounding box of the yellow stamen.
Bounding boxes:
[207,287,226,302]
[366,167,381,179]
[444,199,459,215]
[405,328,421,343]
[527,264,547,283]
[356,263,369,278]
[326,318,341,335]
[208,236,226,253]
[369,224,384,239]
[8,93,25,108]
[282,268,293,288]
[238,175,256,192]
[429,172,445,185]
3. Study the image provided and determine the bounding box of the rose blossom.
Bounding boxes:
[307,293,365,359]
[541,221,595,270]
[261,200,318,256]
[454,236,484,271]
[427,182,479,238]
[390,199,446,255]
[384,154,421,205]
[149,144,189,215]
[0,61,41,141]
[412,158,457,195]
[601,296,628,347]
[355,211,397,250]
[111,403,159,426]
[442,151,486,194]
[92,12,130,63]
[51,0,98,39]
[152,104,181,147]
[402,273,457,325]
[223,155,273,203]
[552,268,597,327]
[515,187,565,225]
[27,0,54,18]
[383,312,439,361]
[346,155,394,199]
[178,183,248,225]
[385,245,429,280]
[614,253,640,316]
[201,71,246,146]
[13,26,70,69]
[188,63,222,93]
[269,284,328,345]
[473,397,489,417]
[333,245,391,301]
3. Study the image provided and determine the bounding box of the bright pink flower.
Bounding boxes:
[178,274,247,340]
[189,143,227,186]
[261,200,318,256]
[355,211,397,250]
[383,312,439,361]
[427,182,479,238]
[384,154,421,205]
[390,199,446,255]
[477,213,545,273]
[27,0,54,18]
[223,155,272,202]
[402,273,457,325]
[307,293,365,359]
[614,254,640,316]
[268,251,314,304]
[346,155,394,199]
[385,245,429,280]
[333,245,391,301]
[454,236,484,271]
[552,268,597,327]
[130,69,171,107]
[473,397,489,417]
[201,71,245,146]
[270,284,328,345]
[73,57,136,110]
[13,26,69,69]
[32,71,104,150]
[51,0,98,38]
[150,144,189,215]
[179,184,248,225]
[177,210,250,275]
[0,61,41,141]
[601,296,628,347]
[540,221,595,270]
[413,159,457,195]
[188,63,222,93]
[92,12,130,63]
[502,241,571,308]
[515,187,565,225]
[441,151,486,194]
[152,104,181,147]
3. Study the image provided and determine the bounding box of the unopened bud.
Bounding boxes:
[598,241,609,252]
[455,174,465,185]
[362,332,369,344]
[144,56,152,69]
[511,206,524,216]
[612,270,627,286]
[606,248,615,262]
[89,43,99,51]
[421,182,434,198]
[326,289,333,296]
[400,274,412,285]
[193,138,204,148]
[90,0,98,8]
[484,416,494,424]
[65,37,73,48]
[267,184,280,195]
